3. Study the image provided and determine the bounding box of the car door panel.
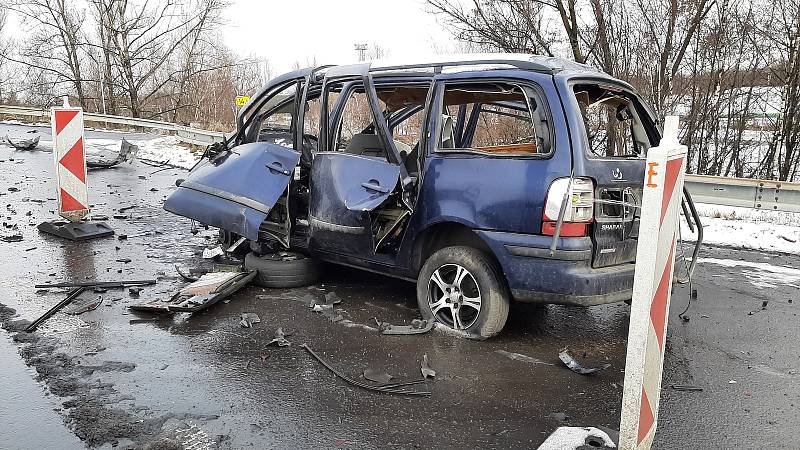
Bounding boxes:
[308,152,399,254]
[164,142,300,240]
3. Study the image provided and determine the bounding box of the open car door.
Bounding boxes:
[308,64,413,257]
[164,73,311,241]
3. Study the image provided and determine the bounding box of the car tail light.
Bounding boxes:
[542,177,594,237]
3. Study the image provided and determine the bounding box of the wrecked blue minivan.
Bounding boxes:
[165,55,689,338]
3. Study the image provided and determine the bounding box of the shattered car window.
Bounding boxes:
[437,82,545,156]
[247,82,299,148]
[573,84,652,158]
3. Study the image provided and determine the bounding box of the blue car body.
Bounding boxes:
[165,55,662,306]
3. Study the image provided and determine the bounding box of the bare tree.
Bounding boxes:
[2,0,90,107]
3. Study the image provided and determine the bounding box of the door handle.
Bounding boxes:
[361,181,389,193]
[266,161,290,176]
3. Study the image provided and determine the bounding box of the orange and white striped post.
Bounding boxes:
[51,99,89,222]
[618,116,687,449]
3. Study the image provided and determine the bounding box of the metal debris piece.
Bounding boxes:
[240,312,261,328]
[671,384,703,392]
[26,287,85,332]
[5,135,39,150]
[116,258,132,263]
[495,350,555,366]
[311,304,344,322]
[558,349,610,375]
[266,327,291,347]
[65,295,103,315]
[301,344,430,397]
[363,368,393,384]
[381,318,434,335]
[129,287,143,298]
[420,354,436,379]
[35,279,155,289]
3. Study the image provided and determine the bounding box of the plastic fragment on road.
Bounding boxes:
[363,368,393,384]
[180,272,240,296]
[266,327,291,346]
[64,295,103,315]
[202,246,225,259]
[537,426,618,450]
[420,354,436,379]
[239,312,261,328]
[379,318,434,335]
[86,139,138,169]
[558,349,611,375]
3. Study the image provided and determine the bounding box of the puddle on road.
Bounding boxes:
[0,333,83,450]
[697,257,800,289]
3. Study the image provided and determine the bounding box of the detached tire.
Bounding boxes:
[244,251,320,288]
[416,246,510,339]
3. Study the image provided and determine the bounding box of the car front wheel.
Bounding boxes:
[416,246,510,339]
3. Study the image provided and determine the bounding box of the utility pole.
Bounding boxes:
[354,43,368,62]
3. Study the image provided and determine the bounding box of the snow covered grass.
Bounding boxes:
[681,203,800,254]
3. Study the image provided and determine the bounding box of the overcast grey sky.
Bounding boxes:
[220,0,457,74]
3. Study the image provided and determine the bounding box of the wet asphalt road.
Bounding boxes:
[0,141,798,449]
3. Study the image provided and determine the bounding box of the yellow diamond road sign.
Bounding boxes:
[235,96,250,107]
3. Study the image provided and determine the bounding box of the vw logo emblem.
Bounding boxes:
[612,168,623,180]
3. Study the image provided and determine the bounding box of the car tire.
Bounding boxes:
[244,251,320,288]
[416,246,510,339]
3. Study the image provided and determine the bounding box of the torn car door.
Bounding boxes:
[164,142,300,241]
[308,64,409,256]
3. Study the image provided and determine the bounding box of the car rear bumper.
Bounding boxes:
[475,230,634,306]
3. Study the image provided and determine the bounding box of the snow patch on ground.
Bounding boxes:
[696,257,800,289]
[85,136,199,169]
[681,203,800,254]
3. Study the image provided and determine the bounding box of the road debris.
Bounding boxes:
[86,139,138,169]
[363,368,392,384]
[495,350,555,366]
[202,246,225,259]
[181,272,241,296]
[1,232,23,242]
[671,384,703,392]
[240,312,261,328]
[420,354,436,379]
[5,134,40,150]
[25,287,85,332]
[129,287,143,298]
[558,349,610,375]
[130,270,255,313]
[65,295,103,315]
[266,327,291,347]
[378,318,434,335]
[35,279,156,289]
[301,344,431,397]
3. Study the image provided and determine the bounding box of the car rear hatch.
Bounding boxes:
[164,142,299,241]
[592,181,642,267]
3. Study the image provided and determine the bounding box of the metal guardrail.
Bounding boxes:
[0,104,226,146]
[3,104,800,213]
[684,174,800,213]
